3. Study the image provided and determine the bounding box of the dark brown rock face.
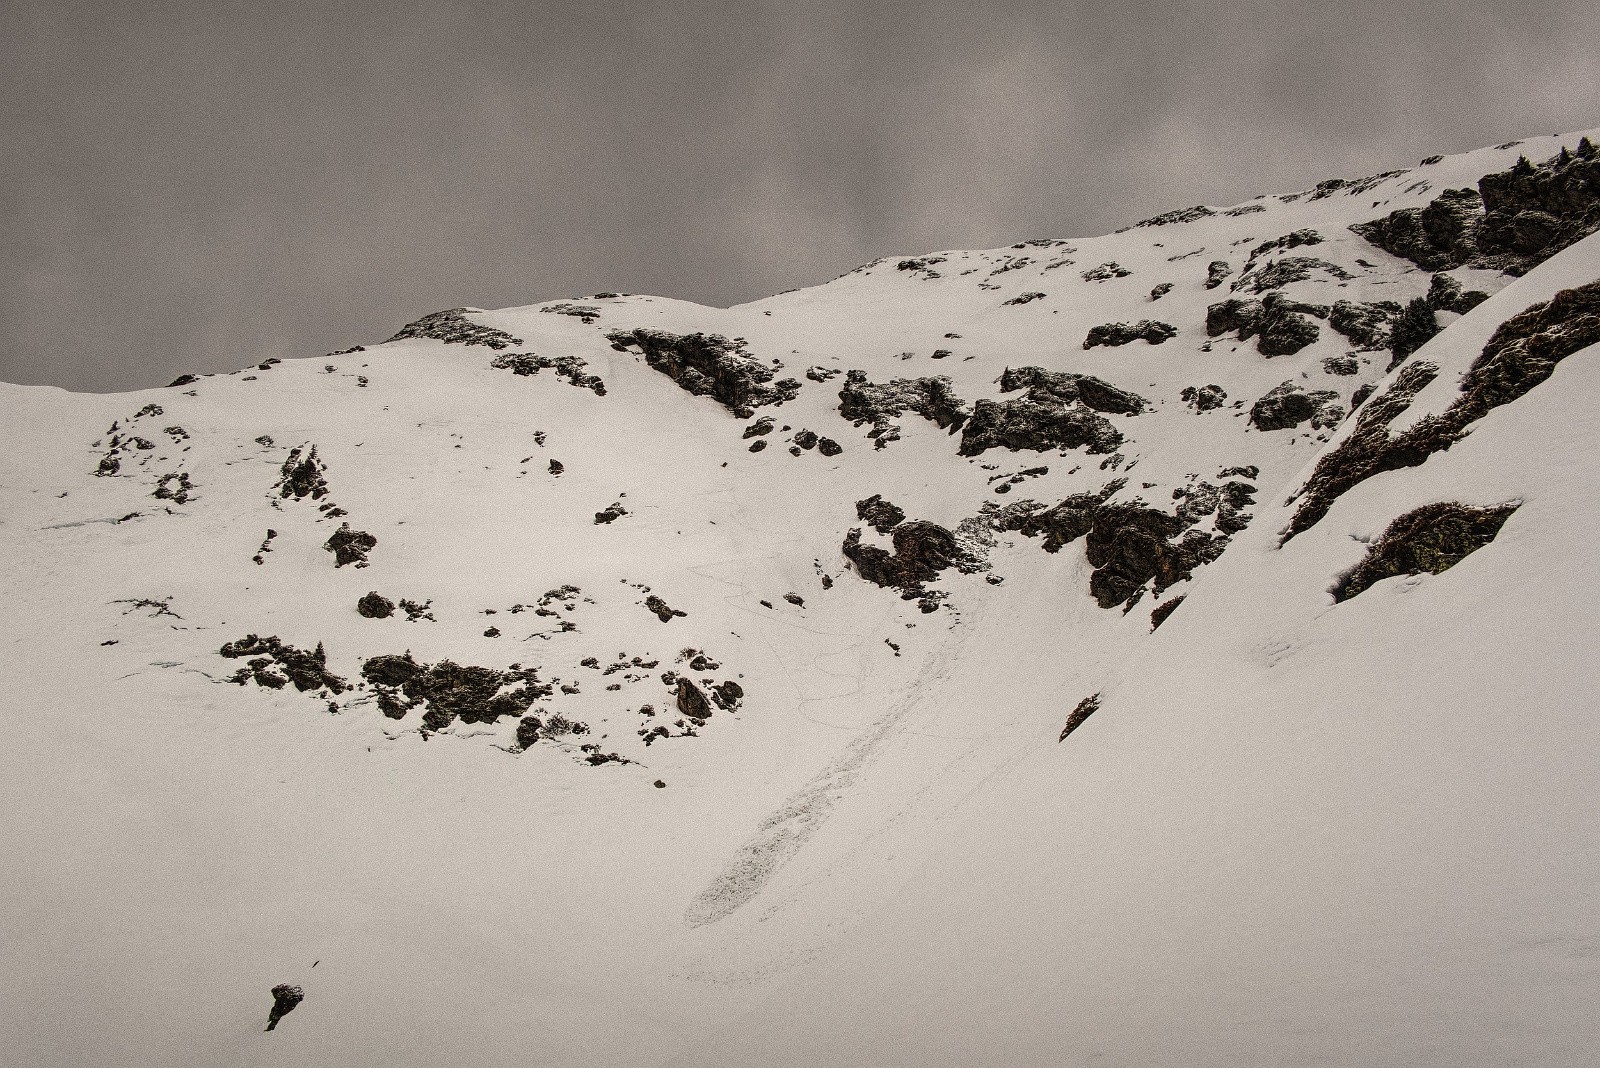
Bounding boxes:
[855,494,906,533]
[606,328,799,417]
[1249,381,1343,432]
[1350,146,1600,274]
[1285,280,1600,540]
[957,366,1144,457]
[842,520,964,591]
[1333,501,1519,601]
[676,678,712,721]
[1082,320,1179,349]
[837,373,969,432]
[265,984,304,1032]
[357,592,395,619]
[360,656,551,729]
[324,524,376,567]
[386,308,522,349]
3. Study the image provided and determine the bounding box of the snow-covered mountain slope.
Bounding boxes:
[1,128,1597,1067]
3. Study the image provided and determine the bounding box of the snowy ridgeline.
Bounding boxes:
[0,128,1597,1067]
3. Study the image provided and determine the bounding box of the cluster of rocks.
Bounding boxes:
[1083,320,1178,349]
[1249,381,1344,432]
[490,352,606,395]
[841,496,982,606]
[275,445,330,500]
[606,328,800,418]
[958,367,1144,457]
[321,524,376,567]
[896,256,946,279]
[222,634,347,693]
[1350,140,1600,274]
[1246,229,1324,261]
[1180,384,1228,412]
[1285,280,1600,540]
[153,471,195,504]
[1232,256,1352,293]
[539,302,601,323]
[1117,205,1215,231]
[386,308,521,349]
[1002,291,1046,306]
[837,372,968,449]
[1081,262,1132,282]
[360,652,553,731]
[1206,292,1328,356]
[1332,501,1519,602]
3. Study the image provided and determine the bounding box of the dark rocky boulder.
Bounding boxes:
[1149,595,1186,630]
[605,328,799,418]
[1329,300,1401,351]
[742,416,774,439]
[1427,273,1490,314]
[361,656,550,729]
[1250,381,1344,432]
[1322,355,1360,376]
[842,520,965,591]
[1180,384,1228,412]
[1233,256,1352,293]
[324,524,376,567]
[222,635,347,694]
[265,984,304,1032]
[644,595,686,622]
[1204,261,1233,289]
[1082,320,1178,349]
[1389,298,1440,366]
[357,592,395,619]
[1058,694,1100,741]
[1285,280,1600,540]
[386,308,521,349]
[1149,282,1173,301]
[711,680,744,711]
[276,445,330,501]
[676,678,711,721]
[1333,501,1519,601]
[1208,293,1326,357]
[817,436,843,456]
[957,367,1144,457]
[1248,229,1323,260]
[1081,262,1132,281]
[856,494,906,533]
[594,502,628,524]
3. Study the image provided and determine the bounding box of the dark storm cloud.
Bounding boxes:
[4,0,1597,392]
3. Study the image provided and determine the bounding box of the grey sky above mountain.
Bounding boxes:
[5,0,1597,392]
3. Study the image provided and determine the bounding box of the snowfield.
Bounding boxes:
[2,127,1597,1067]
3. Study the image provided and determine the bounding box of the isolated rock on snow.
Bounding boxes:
[606,328,799,418]
[1082,320,1178,349]
[264,984,304,1032]
[1333,501,1519,601]
[1249,381,1344,432]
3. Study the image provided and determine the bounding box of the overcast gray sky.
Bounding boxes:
[5,0,1597,392]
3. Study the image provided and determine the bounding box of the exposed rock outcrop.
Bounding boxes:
[1333,501,1519,601]
[357,592,395,619]
[265,985,304,1032]
[1285,280,1600,540]
[222,635,347,693]
[958,367,1144,457]
[387,308,521,349]
[490,352,606,395]
[1350,144,1600,274]
[606,329,800,418]
[1249,381,1344,432]
[1181,384,1228,412]
[360,655,552,730]
[1083,320,1178,349]
[324,524,376,567]
[842,520,972,592]
[1207,292,1328,356]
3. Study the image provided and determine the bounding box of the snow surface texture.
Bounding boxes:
[2,128,1597,1067]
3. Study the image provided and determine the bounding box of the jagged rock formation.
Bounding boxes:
[1249,381,1344,432]
[606,328,800,418]
[360,654,552,730]
[958,367,1144,457]
[265,984,304,1032]
[275,445,329,500]
[1181,384,1228,411]
[1082,320,1178,349]
[1233,256,1352,293]
[490,352,607,395]
[855,494,906,533]
[1329,299,1402,351]
[221,635,347,693]
[1081,262,1131,282]
[1206,292,1328,356]
[386,308,521,349]
[1286,280,1600,539]
[837,372,968,448]
[1204,261,1232,289]
[1333,501,1519,601]
[1351,143,1600,274]
[324,524,376,567]
[1057,694,1100,741]
[356,592,395,619]
[842,520,969,593]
